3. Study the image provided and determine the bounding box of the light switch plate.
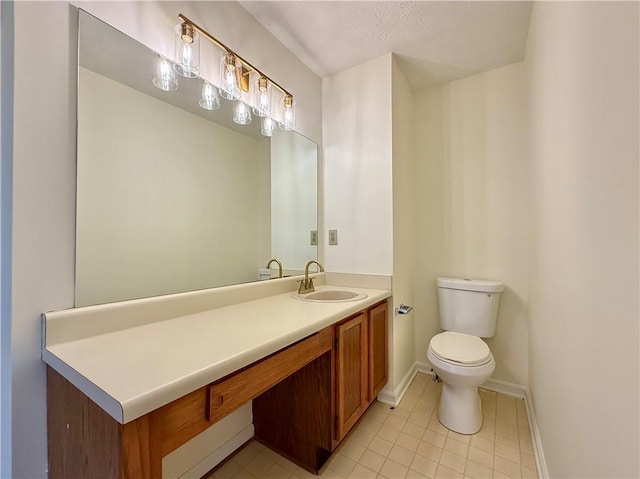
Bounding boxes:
[310,230,318,246]
[328,229,338,245]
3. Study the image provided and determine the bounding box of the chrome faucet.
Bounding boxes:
[265,258,283,278]
[298,260,324,294]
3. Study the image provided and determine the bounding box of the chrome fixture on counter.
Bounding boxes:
[265,258,283,279]
[152,13,296,135]
[298,260,324,294]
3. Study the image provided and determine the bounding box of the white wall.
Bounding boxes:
[77,68,269,306]
[390,57,416,391]
[322,54,393,275]
[5,2,321,477]
[10,4,77,477]
[414,63,529,385]
[526,2,639,477]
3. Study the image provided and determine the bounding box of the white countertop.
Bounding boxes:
[43,283,390,424]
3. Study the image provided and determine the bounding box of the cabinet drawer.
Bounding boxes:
[207,327,333,423]
[157,327,332,456]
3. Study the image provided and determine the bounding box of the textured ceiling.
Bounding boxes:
[239,1,533,90]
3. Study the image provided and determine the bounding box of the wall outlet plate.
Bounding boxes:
[328,229,338,245]
[310,230,318,246]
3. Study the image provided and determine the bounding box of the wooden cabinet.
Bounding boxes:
[368,301,388,401]
[335,312,368,440]
[47,299,389,478]
[335,300,389,442]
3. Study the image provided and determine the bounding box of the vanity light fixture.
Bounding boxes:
[280,94,295,131]
[153,13,296,135]
[173,22,200,77]
[219,52,241,100]
[253,76,272,117]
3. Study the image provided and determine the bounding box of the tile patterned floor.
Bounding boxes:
[205,373,538,479]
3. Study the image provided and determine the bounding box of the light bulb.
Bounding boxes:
[261,117,277,137]
[253,76,271,117]
[233,101,252,125]
[182,43,192,67]
[219,53,240,100]
[173,23,199,78]
[279,95,295,130]
[152,57,178,92]
[199,81,220,111]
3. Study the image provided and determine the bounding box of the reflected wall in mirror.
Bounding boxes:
[76,11,317,307]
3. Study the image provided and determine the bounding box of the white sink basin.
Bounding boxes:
[292,288,368,303]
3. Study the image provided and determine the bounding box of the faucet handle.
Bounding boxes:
[306,277,316,293]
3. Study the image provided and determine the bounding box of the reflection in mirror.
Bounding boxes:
[75,11,317,307]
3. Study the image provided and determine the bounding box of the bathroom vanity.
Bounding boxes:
[43,278,390,478]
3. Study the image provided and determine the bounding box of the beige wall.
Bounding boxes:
[391,57,417,391]
[526,2,639,477]
[322,54,393,275]
[414,63,529,385]
[5,2,321,477]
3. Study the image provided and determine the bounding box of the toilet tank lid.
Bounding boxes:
[437,277,504,293]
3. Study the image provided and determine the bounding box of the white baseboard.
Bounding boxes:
[525,389,549,479]
[483,378,527,399]
[378,363,418,407]
[177,424,254,479]
[416,360,434,376]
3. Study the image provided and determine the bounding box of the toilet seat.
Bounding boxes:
[430,331,491,366]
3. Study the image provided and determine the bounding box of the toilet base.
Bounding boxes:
[438,383,482,434]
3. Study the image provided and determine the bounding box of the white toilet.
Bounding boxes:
[427,277,504,434]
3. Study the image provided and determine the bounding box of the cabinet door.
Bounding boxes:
[335,312,368,441]
[368,302,388,401]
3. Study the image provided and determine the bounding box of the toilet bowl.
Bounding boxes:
[427,331,495,434]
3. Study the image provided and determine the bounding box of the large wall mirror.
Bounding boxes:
[76,10,318,307]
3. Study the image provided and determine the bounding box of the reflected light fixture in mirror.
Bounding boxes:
[154,13,296,137]
[233,101,252,125]
[261,116,277,137]
[198,80,220,111]
[152,57,178,92]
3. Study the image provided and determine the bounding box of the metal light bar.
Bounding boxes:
[178,13,293,99]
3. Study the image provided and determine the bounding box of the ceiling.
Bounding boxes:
[239,1,533,90]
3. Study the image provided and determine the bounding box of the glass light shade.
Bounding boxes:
[252,76,272,117]
[261,117,277,137]
[279,95,295,130]
[198,81,220,111]
[219,53,240,100]
[173,23,200,78]
[152,57,178,92]
[233,101,252,125]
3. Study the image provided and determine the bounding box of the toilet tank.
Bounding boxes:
[437,277,504,338]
